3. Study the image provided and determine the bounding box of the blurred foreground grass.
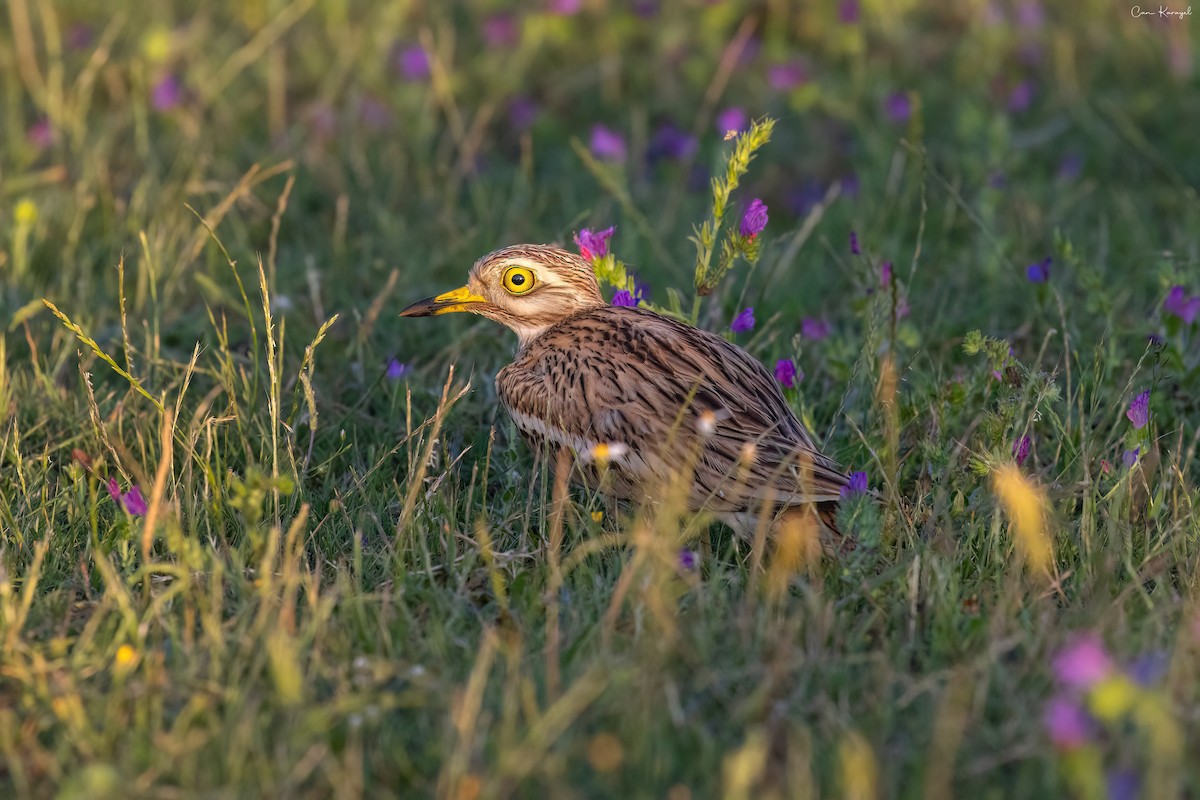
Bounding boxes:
[2,0,1200,797]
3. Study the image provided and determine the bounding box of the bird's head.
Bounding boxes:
[400,244,606,346]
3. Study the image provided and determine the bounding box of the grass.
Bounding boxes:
[2,0,1199,797]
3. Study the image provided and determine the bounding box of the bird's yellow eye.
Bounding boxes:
[502,266,536,295]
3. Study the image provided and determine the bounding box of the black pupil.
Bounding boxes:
[511,274,525,286]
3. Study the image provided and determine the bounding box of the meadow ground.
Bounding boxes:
[2,1,1200,797]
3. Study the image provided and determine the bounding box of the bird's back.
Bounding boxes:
[496,305,848,514]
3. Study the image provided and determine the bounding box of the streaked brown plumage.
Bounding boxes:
[401,243,850,543]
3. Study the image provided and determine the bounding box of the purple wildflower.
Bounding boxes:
[1106,770,1140,800]
[1128,651,1168,686]
[730,307,755,333]
[884,91,911,123]
[850,231,861,255]
[483,14,519,48]
[648,123,697,162]
[27,118,53,149]
[1163,286,1200,324]
[988,171,1008,190]
[1126,390,1150,429]
[1058,153,1083,181]
[879,261,892,285]
[1026,257,1051,283]
[508,96,539,130]
[1043,695,1092,750]
[1122,448,1140,468]
[774,358,800,388]
[739,199,768,238]
[151,75,183,111]
[1052,634,1113,689]
[678,549,698,570]
[1013,435,1031,466]
[767,61,808,91]
[548,0,582,14]
[358,96,392,130]
[107,477,148,517]
[395,44,430,80]
[611,290,637,307]
[838,0,860,24]
[67,23,94,51]
[716,106,748,136]
[574,226,615,260]
[841,471,869,498]
[801,318,830,340]
[590,124,627,161]
[386,358,409,380]
[1008,80,1034,112]
[1016,0,1045,29]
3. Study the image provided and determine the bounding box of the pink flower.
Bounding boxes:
[574,226,615,260]
[151,75,183,111]
[1052,634,1113,689]
[1043,694,1092,749]
[27,118,54,149]
[107,477,148,516]
[589,125,626,161]
[394,44,430,80]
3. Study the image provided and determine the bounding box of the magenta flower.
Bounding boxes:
[386,358,409,380]
[590,125,627,161]
[27,118,53,149]
[801,318,830,340]
[879,261,891,285]
[1163,286,1200,324]
[1126,390,1150,429]
[107,477,148,516]
[840,471,869,498]
[574,226,615,260]
[1043,695,1092,749]
[767,61,808,91]
[548,0,582,14]
[849,231,861,255]
[716,106,748,136]
[838,0,860,23]
[884,91,911,123]
[1013,435,1031,466]
[1016,0,1045,29]
[394,44,430,80]
[730,307,755,333]
[774,358,800,388]
[1026,257,1051,283]
[1052,634,1113,689]
[483,14,519,48]
[739,199,768,238]
[151,75,183,111]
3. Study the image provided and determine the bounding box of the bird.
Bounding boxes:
[400,243,852,551]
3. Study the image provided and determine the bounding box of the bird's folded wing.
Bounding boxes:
[497,307,848,511]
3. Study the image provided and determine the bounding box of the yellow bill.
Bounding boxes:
[399,285,486,317]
